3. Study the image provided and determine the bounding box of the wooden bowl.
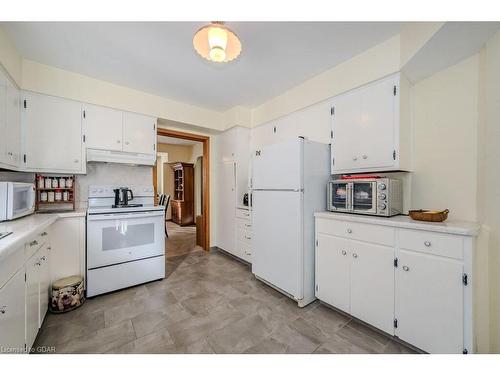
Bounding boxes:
[409,209,449,222]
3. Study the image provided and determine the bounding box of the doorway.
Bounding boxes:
[154,128,210,255]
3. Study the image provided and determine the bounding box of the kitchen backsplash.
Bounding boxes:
[75,163,153,208]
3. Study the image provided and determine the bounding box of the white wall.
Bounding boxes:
[410,54,479,220]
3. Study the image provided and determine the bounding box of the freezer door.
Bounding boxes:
[252,190,303,299]
[252,138,303,190]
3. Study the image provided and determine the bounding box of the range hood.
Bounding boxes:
[86,149,155,166]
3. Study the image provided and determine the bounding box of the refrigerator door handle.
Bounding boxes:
[347,182,353,211]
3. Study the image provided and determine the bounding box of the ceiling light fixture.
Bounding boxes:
[193,22,241,63]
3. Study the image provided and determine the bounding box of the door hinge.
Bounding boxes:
[153,144,156,151]
[463,273,468,286]
[23,154,26,163]
[393,318,398,328]
[330,106,335,115]
[83,110,86,119]
[273,126,277,134]
[330,130,333,139]
[154,123,156,130]
[83,135,86,143]
[394,258,398,268]
[393,150,396,160]
[23,99,27,109]
[315,239,318,247]
[315,284,318,292]
[24,272,26,282]
[393,85,397,96]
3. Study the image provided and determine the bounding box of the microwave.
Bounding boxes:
[0,182,36,221]
[327,178,402,217]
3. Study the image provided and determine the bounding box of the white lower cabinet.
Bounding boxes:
[25,252,40,351]
[396,250,464,354]
[0,269,26,353]
[315,234,394,334]
[315,215,475,354]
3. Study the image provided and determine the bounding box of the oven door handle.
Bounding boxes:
[87,211,164,221]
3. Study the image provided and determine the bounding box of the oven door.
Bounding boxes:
[8,183,36,220]
[328,181,351,212]
[87,210,165,269]
[351,181,377,215]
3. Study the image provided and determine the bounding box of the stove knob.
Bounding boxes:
[378,183,386,190]
[379,203,387,210]
[379,193,386,200]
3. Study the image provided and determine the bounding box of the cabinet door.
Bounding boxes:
[0,71,6,165]
[216,162,236,254]
[331,89,361,172]
[83,104,123,151]
[350,241,395,334]
[357,76,397,170]
[22,92,84,173]
[0,269,26,353]
[315,234,351,313]
[38,245,50,328]
[25,253,40,351]
[123,112,156,154]
[5,78,21,167]
[396,250,464,353]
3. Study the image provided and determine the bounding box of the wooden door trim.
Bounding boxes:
[157,128,210,251]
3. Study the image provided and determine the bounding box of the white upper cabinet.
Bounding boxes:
[21,92,85,174]
[123,112,156,155]
[0,70,20,168]
[83,104,123,151]
[331,73,411,174]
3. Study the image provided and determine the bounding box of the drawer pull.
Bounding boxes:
[40,232,48,237]
[40,256,47,261]
[352,253,358,259]
[244,224,251,228]
[244,235,252,240]
[341,250,347,256]
[243,213,250,217]
[29,240,39,247]
[35,260,41,266]
[403,266,410,272]
[0,305,6,314]
[424,241,431,247]
[347,228,352,234]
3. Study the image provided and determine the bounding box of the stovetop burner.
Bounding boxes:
[112,204,144,208]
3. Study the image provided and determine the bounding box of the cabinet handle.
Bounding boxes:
[125,141,130,145]
[244,224,251,228]
[403,266,410,271]
[0,305,6,314]
[29,240,39,247]
[362,154,367,159]
[424,241,431,247]
[74,159,79,163]
[352,253,358,258]
[117,140,121,143]
[40,256,46,261]
[341,250,347,256]
[35,260,41,266]
[244,236,252,240]
[40,232,48,237]
[352,156,358,161]
[347,228,352,234]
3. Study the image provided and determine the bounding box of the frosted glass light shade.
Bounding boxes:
[193,22,241,63]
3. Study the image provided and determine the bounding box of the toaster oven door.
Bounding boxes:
[351,181,377,215]
[329,181,351,211]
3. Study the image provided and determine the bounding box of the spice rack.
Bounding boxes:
[35,174,76,213]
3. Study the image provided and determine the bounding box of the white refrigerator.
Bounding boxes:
[251,137,330,307]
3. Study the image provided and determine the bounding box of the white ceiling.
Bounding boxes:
[2,22,402,111]
[157,135,199,145]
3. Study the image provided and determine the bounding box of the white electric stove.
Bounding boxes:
[86,185,165,297]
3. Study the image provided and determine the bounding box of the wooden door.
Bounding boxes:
[396,250,464,353]
[350,240,395,334]
[315,234,351,313]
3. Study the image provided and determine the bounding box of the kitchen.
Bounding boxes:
[0,4,500,372]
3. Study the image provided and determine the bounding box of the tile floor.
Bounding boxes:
[34,245,418,354]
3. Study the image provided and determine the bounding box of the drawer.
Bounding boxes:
[236,217,252,231]
[24,229,50,260]
[236,208,251,220]
[399,229,464,260]
[237,241,252,263]
[316,218,395,247]
[0,245,25,289]
[237,228,252,244]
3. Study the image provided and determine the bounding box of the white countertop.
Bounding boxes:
[314,211,480,236]
[0,210,86,262]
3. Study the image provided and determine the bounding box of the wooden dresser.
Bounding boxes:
[171,162,195,226]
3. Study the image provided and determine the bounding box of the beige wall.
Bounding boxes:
[478,31,500,353]
[0,26,22,85]
[157,143,193,163]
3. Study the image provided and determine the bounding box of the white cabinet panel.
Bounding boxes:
[123,112,156,154]
[216,162,236,253]
[38,245,50,328]
[0,71,7,166]
[350,241,395,334]
[83,104,123,151]
[25,253,40,351]
[5,78,21,167]
[22,92,84,173]
[0,269,26,353]
[396,250,464,353]
[315,234,350,313]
